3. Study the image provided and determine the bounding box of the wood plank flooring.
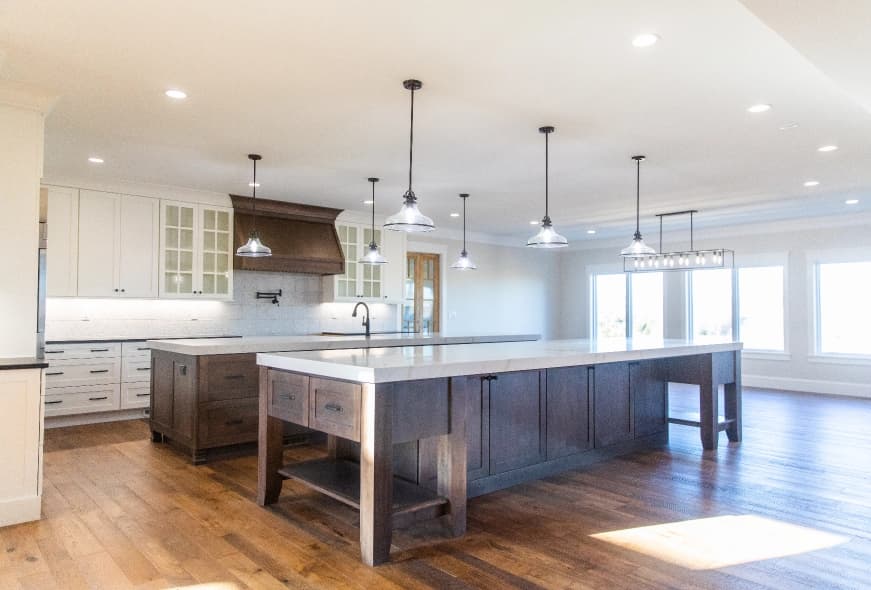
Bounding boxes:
[2,385,870,589]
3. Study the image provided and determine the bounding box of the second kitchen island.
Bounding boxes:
[256,338,742,565]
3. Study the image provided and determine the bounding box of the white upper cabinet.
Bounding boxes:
[45,186,79,297]
[324,221,406,303]
[160,201,233,299]
[77,190,159,298]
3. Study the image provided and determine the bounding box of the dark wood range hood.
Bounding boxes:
[230,195,345,275]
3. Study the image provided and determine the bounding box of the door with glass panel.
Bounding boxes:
[161,202,196,297]
[336,224,359,298]
[200,207,232,297]
[361,227,382,298]
[402,252,440,333]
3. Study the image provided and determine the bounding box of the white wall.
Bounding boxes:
[0,99,45,357]
[559,215,871,397]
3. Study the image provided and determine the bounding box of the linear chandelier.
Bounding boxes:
[624,210,734,273]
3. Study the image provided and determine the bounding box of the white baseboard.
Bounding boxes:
[0,495,41,527]
[45,408,148,429]
[743,374,871,399]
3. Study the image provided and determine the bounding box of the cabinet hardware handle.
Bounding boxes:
[45,400,63,405]
[136,393,150,397]
[284,394,296,401]
[121,289,125,293]
[90,348,109,352]
[90,369,110,374]
[224,419,244,426]
[224,374,245,379]
[324,403,343,413]
[490,375,499,381]
[45,350,64,354]
[136,367,151,371]
[114,289,119,292]
[88,396,108,401]
[46,371,64,376]
[178,364,187,375]
[137,347,149,351]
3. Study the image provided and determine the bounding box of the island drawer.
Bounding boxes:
[309,378,361,442]
[199,354,258,402]
[198,398,259,447]
[268,371,309,426]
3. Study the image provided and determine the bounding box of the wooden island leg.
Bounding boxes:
[359,383,394,566]
[725,352,742,442]
[699,357,719,451]
[438,383,467,537]
[257,367,284,506]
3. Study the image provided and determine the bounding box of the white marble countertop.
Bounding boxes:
[257,338,742,383]
[147,332,540,356]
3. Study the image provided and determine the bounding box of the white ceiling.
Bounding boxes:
[2,0,870,242]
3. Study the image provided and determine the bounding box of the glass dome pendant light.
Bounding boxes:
[620,155,656,257]
[359,177,388,264]
[384,79,435,232]
[451,193,477,270]
[527,126,568,248]
[236,154,272,257]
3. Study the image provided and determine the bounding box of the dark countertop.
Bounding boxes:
[0,357,49,370]
[46,335,242,344]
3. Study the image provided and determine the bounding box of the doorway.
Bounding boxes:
[402,252,440,333]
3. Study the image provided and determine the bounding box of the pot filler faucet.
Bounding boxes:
[352,302,371,338]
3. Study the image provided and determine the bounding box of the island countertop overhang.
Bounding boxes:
[256,338,743,384]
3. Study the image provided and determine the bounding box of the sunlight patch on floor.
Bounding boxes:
[590,515,848,570]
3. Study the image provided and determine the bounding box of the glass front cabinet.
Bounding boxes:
[160,201,233,299]
[324,221,405,303]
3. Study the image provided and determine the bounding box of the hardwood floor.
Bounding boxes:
[3,386,870,589]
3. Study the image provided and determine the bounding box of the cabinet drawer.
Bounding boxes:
[200,355,258,402]
[121,382,151,409]
[198,399,259,447]
[123,359,152,383]
[267,371,309,425]
[122,341,151,359]
[45,358,121,388]
[44,384,121,417]
[44,342,121,360]
[309,378,361,442]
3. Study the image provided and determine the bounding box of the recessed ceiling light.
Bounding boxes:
[165,89,187,100]
[747,103,771,113]
[88,156,104,164]
[587,229,597,235]
[362,199,374,205]
[845,199,859,205]
[778,122,799,130]
[450,212,460,218]
[818,145,839,152]
[803,180,819,187]
[248,182,260,188]
[530,220,540,225]
[632,33,659,48]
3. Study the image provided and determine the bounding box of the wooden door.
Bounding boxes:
[77,190,119,297]
[489,371,545,474]
[546,366,592,460]
[403,252,440,333]
[593,362,633,448]
[631,360,668,437]
[118,195,159,297]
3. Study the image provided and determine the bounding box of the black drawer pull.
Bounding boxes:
[137,347,149,351]
[224,419,244,426]
[90,369,110,374]
[136,393,150,397]
[89,396,108,401]
[324,403,344,413]
[45,350,64,354]
[90,348,110,352]
[136,367,151,371]
[45,400,63,405]
[224,374,245,380]
[46,371,64,376]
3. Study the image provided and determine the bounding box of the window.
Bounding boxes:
[594,273,627,338]
[631,272,663,339]
[817,261,871,355]
[691,268,733,339]
[737,266,785,351]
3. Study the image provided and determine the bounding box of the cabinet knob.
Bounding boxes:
[121,288,125,293]
[114,288,119,292]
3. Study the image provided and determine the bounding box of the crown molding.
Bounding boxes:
[0,81,58,114]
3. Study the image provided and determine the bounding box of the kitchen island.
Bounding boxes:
[148,333,538,462]
[256,338,742,565]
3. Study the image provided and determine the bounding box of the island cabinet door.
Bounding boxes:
[546,366,592,460]
[453,375,489,481]
[151,352,196,442]
[593,362,632,448]
[631,360,668,438]
[488,370,546,475]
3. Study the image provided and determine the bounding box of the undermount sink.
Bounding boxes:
[320,331,416,336]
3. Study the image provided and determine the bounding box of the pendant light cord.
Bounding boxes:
[544,131,549,220]
[252,157,258,231]
[408,86,415,194]
[371,180,376,239]
[635,157,641,237]
[462,196,467,251]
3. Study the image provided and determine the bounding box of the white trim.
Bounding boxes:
[807,354,871,366]
[742,351,792,361]
[44,408,147,429]
[810,258,871,357]
[0,495,42,527]
[43,178,231,208]
[743,374,871,399]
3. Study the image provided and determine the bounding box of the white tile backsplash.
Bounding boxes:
[47,271,399,340]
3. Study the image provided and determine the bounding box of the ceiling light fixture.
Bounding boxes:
[165,89,187,100]
[88,156,104,164]
[530,220,540,225]
[818,145,839,152]
[624,210,734,273]
[527,126,568,248]
[359,177,387,264]
[451,193,477,270]
[845,199,859,205]
[236,154,272,257]
[803,180,819,187]
[779,122,799,130]
[620,155,656,257]
[747,103,771,113]
[450,212,460,218]
[587,229,597,235]
[384,79,435,232]
[632,33,659,48]
[362,199,374,205]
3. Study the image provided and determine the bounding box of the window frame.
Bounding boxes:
[588,264,665,340]
[810,248,871,362]
[735,253,789,358]
[687,266,738,342]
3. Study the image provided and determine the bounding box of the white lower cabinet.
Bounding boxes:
[44,384,120,417]
[121,382,151,410]
[0,368,43,527]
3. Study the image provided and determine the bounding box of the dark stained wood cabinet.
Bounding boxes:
[631,360,668,438]
[456,375,489,481]
[546,366,592,459]
[488,371,545,474]
[593,362,633,448]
